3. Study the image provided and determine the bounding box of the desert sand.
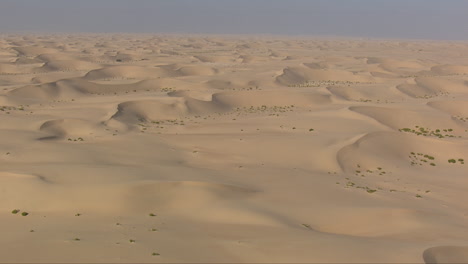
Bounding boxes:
[1,34,468,263]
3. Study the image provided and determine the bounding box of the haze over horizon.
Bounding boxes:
[1,0,468,40]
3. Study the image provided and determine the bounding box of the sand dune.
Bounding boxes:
[35,60,101,72]
[2,34,468,263]
[328,84,405,101]
[113,52,144,62]
[303,61,331,69]
[111,98,193,123]
[84,65,174,80]
[35,53,76,62]
[204,79,242,90]
[276,65,374,85]
[337,131,468,173]
[13,57,43,64]
[0,63,24,74]
[367,57,428,74]
[213,90,331,107]
[429,64,468,75]
[194,55,235,63]
[428,100,468,117]
[176,65,219,76]
[111,90,331,126]
[8,77,199,101]
[397,77,468,97]
[239,55,268,63]
[84,64,219,81]
[11,46,58,57]
[366,57,420,66]
[309,207,437,237]
[350,105,463,131]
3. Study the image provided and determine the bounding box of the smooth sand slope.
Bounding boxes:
[1,34,468,263]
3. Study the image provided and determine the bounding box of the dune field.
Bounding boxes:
[1,34,468,263]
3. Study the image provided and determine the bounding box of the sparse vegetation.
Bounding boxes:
[399,126,457,138]
[161,87,175,93]
[447,158,464,164]
[454,115,468,122]
[67,137,84,142]
[288,80,372,88]
[0,105,28,113]
[414,91,450,99]
[354,165,388,176]
[410,152,437,166]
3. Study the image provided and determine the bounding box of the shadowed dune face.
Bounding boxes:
[35,60,101,72]
[111,99,191,123]
[1,34,468,263]
[11,46,58,57]
[423,246,468,264]
[39,119,105,140]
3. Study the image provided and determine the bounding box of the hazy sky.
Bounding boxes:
[1,0,468,40]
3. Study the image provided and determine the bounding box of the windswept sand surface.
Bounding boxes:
[1,34,468,263]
